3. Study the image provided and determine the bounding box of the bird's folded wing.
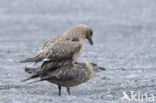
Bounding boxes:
[40,67,86,81]
[41,35,69,50]
[41,38,56,49]
[38,59,73,75]
[39,41,82,61]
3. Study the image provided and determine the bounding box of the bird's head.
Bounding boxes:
[85,62,106,71]
[66,24,93,45]
[85,62,98,71]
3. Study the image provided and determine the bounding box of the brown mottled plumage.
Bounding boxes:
[23,62,105,96]
[23,60,74,81]
[20,24,93,64]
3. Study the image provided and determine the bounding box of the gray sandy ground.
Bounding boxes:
[0,0,156,103]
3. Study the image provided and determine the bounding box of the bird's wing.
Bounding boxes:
[21,41,82,63]
[37,59,73,76]
[40,66,86,81]
[41,35,70,49]
[35,41,82,61]
[41,37,57,50]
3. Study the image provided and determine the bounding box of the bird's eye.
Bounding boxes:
[90,30,93,36]
[91,63,97,66]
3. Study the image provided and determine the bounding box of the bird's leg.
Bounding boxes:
[66,87,71,95]
[58,85,61,96]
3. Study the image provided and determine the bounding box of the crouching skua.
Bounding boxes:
[23,61,105,96]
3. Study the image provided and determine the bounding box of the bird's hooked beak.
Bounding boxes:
[98,66,106,71]
[88,38,93,45]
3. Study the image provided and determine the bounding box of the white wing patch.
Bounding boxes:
[43,58,51,62]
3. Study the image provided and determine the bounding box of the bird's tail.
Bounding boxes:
[21,74,38,82]
[21,67,40,82]
[25,67,37,74]
[20,57,35,63]
[28,79,44,84]
[20,57,41,63]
